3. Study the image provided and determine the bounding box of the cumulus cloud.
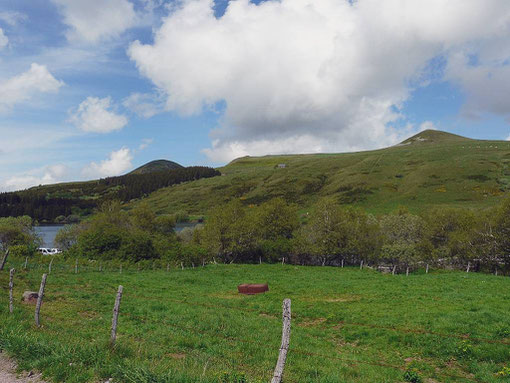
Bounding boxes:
[82,148,133,178]
[51,0,137,43]
[139,138,154,150]
[0,63,63,113]
[0,28,8,50]
[2,164,71,192]
[129,0,510,162]
[0,11,27,26]
[123,92,164,118]
[70,96,128,133]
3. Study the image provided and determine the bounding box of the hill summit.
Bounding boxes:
[400,129,472,146]
[129,159,184,175]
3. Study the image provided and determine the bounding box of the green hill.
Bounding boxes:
[129,159,183,175]
[135,130,510,215]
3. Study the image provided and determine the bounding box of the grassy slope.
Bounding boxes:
[0,262,509,382]
[138,130,510,215]
[129,160,184,175]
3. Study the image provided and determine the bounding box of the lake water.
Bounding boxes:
[34,222,199,248]
[34,225,64,248]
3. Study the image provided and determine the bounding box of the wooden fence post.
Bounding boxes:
[35,273,47,327]
[392,265,396,275]
[167,263,170,272]
[406,267,409,276]
[110,285,123,347]
[466,262,470,273]
[0,249,9,271]
[24,257,28,270]
[271,299,291,383]
[9,268,15,313]
[181,262,184,270]
[360,260,363,270]
[341,259,344,268]
[426,264,429,274]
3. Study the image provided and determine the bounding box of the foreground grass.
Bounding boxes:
[0,263,510,382]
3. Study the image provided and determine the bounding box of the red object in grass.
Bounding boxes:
[237,284,269,295]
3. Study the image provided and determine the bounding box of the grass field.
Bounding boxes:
[137,130,510,216]
[0,262,510,382]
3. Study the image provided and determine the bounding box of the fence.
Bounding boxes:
[0,259,507,382]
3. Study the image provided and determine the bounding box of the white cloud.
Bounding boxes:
[0,28,8,50]
[0,63,63,113]
[0,11,27,26]
[419,121,437,132]
[129,0,510,162]
[123,92,164,118]
[51,0,137,43]
[2,164,71,192]
[82,148,133,178]
[139,138,154,150]
[70,96,128,133]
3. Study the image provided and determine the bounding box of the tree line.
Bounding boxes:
[3,196,510,274]
[0,166,220,222]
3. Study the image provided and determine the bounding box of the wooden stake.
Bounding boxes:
[35,273,47,327]
[341,259,344,268]
[360,260,363,270]
[466,262,470,273]
[0,249,9,271]
[426,264,429,274]
[9,268,15,313]
[24,257,28,270]
[392,265,396,275]
[406,267,409,276]
[110,285,123,347]
[259,256,262,265]
[271,299,291,383]
[181,262,184,270]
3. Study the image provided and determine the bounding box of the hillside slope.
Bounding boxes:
[129,159,183,175]
[137,130,510,215]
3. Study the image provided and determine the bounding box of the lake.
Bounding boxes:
[34,222,199,248]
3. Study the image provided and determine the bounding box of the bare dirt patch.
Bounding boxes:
[0,352,46,383]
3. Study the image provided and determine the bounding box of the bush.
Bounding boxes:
[403,370,422,383]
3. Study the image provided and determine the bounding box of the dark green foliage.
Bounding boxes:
[0,166,220,222]
[403,370,422,383]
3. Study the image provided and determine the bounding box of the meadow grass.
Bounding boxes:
[0,262,510,382]
[136,133,510,216]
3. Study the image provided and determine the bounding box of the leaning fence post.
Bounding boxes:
[360,260,364,270]
[466,262,470,273]
[110,285,123,347]
[392,265,396,275]
[0,249,9,271]
[271,298,291,383]
[35,273,47,327]
[9,268,15,313]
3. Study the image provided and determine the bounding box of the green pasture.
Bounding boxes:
[0,262,509,382]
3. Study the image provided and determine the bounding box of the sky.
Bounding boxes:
[1,0,510,191]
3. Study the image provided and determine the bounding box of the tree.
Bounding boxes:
[200,200,257,263]
[0,216,40,252]
[379,210,428,268]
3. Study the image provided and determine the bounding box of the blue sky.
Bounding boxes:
[1,0,510,191]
